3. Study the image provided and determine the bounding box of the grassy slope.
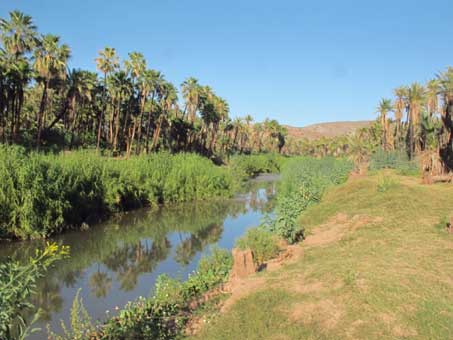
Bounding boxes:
[192,170,453,339]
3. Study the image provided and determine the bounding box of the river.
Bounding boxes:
[0,174,279,339]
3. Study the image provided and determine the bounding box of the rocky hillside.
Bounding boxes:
[285,121,372,140]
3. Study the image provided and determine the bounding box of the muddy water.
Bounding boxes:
[0,174,279,339]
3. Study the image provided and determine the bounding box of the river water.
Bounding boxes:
[0,174,279,339]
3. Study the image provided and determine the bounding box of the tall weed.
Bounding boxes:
[0,146,236,239]
[266,157,353,243]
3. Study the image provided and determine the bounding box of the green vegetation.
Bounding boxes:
[236,228,280,265]
[194,171,453,339]
[91,248,232,339]
[46,248,232,339]
[283,66,453,178]
[0,146,235,240]
[0,243,68,340]
[267,157,352,243]
[365,68,453,176]
[376,174,400,193]
[47,289,95,340]
[229,153,285,180]
[0,11,287,157]
[369,149,419,176]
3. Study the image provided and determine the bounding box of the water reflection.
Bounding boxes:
[0,175,278,339]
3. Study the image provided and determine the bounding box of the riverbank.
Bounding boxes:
[44,157,352,339]
[0,146,283,240]
[1,173,279,340]
[192,170,453,339]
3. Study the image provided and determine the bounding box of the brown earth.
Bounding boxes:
[285,121,372,141]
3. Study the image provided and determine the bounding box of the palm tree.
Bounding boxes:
[406,83,426,158]
[437,67,453,168]
[152,80,177,151]
[210,96,229,152]
[181,77,201,123]
[252,122,264,152]
[0,11,37,57]
[0,11,37,141]
[426,79,440,116]
[124,53,147,154]
[377,98,392,150]
[198,85,218,152]
[0,52,33,141]
[144,69,164,153]
[124,51,146,80]
[66,69,97,148]
[393,86,408,148]
[108,70,133,154]
[95,47,119,151]
[34,34,70,148]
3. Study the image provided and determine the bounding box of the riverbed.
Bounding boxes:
[0,174,279,339]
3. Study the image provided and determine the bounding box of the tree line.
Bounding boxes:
[0,11,287,157]
[281,67,453,175]
[374,68,453,175]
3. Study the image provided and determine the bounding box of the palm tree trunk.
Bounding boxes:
[126,119,137,158]
[96,73,108,153]
[136,95,146,155]
[14,87,24,142]
[37,79,50,149]
[144,93,156,153]
[151,115,163,151]
[113,102,121,155]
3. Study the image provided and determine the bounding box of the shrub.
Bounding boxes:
[229,153,285,180]
[0,243,69,340]
[236,228,280,265]
[184,247,232,297]
[267,157,353,243]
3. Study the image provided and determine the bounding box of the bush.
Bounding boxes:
[0,243,69,340]
[236,228,280,265]
[266,157,353,243]
[229,153,285,180]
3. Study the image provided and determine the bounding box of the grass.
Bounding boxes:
[192,170,453,340]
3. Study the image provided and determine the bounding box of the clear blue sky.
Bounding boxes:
[1,0,452,126]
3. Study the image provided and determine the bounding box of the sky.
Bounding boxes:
[1,0,452,127]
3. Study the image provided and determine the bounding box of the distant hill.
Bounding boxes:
[284,121,372,141]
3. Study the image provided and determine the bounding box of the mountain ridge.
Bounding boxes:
[284,120,372,140]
